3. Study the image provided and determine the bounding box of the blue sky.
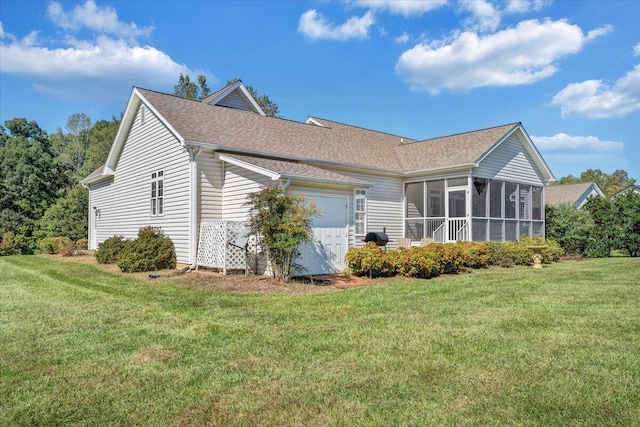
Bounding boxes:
[1,0,638,181]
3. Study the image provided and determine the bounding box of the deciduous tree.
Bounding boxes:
[173,73,210,100]
[0,118,69,253]
[246,185,320,281]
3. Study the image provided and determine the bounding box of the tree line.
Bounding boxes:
[0,115,120,255]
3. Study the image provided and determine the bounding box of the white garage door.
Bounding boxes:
[297,194,349,275]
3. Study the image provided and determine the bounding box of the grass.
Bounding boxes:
[1,255,639,426]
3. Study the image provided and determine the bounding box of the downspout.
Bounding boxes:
[189,145,202,268]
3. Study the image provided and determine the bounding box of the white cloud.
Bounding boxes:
[395,32,410,44]
[634,42,640,56]
[396,19,609,94]
[532,132,626,176]
[459,0,501,32]
[505,0,549,14]
[47,0,153,39]
[0,2,199,105]
[298,9,375,41]
[552,64,640,119]
[351,0,447,17]
[532,133,624,152]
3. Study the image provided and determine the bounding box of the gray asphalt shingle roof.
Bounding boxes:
[137,87,519,175]
[545,182,598,206]
[221,153,370,186]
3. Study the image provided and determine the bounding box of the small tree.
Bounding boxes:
[614,190,640,257]
[246,185,320,281]
[583,196,619,257]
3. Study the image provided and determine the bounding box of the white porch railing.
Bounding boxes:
[432,219,470,243]
[449,219,469,242]
[433,221,446,243]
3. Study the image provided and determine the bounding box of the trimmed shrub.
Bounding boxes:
[38,237,72,255]
[459,241,490,269]
[95,235,127,264]
[116,227,176,273]
[345,242,386,278]
[76,238,88,251]
[397,246,440,278]
[487,238,564,267]
[59,239,77,257]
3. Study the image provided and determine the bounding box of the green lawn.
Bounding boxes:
[1,256,639,426]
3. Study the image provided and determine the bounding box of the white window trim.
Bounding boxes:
[354,189,367,236]
[151,170,164,217]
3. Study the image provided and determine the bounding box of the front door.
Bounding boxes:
[446,188,468,242]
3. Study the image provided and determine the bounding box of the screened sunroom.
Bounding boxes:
[404,176,544,244]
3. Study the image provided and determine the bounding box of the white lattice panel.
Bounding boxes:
[196,220,261,274]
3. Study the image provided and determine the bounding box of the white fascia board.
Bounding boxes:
[80,172,114,187]
[104,88,186,174]
[591,183,605,197]
[402,164,474,176]
[215,153,281,180]
[236,84,266,116]
[208,81,266,116]
[206,80,241,105]
[136,89,186,146]
[474,123,556,183]
[516,125,556,182]
[473,123,520,166]
[283,174,372,188]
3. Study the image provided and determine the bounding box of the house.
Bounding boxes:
[82,81,555,275]
[611,184,640,198]
[545,182,604,209]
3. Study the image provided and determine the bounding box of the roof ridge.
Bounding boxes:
[309,116,417,142]
[404,122,518,145]
[136,86,211,104]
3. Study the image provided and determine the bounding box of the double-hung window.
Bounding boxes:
[355,189,366,235]
[151,171,164,216]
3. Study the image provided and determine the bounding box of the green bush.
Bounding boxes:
[59,240,77,257]
[95,235,127,264]
[487,238,563,267]
[458,241,490,269]
[0,232,20,256]
[76,238,88,251]
[116,227,176,273]
[345,242,386,277]
[397,246,440,278]
[38,237,72,255]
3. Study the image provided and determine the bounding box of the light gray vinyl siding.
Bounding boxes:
[222,164,272,220]
[88,104,191,262]
[348,173,404,249]
[473,135,544,185]
[300,168,404,249]
[197,150,223,221]
[88,179,112,250]
[215,91,253,112]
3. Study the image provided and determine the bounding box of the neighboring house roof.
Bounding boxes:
[82,83,555,185]
[545,182,604,208]
[611,184,640,198]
